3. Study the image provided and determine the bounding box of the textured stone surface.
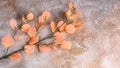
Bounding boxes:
[0,0,120,68]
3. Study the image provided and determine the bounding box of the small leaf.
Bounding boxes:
[42,11,51,20]
[53,32,65,45]
[69,2,76,10]
[22,16,27,23]
[51,45,57,50]
[53,39,62,46]
[38,11,51,24]
[65,10,72,20]
[2,34,14,47]
[39,45,51,52]
[39,24,45,29]
[57,21,64,28]
[27,12,34,21]
[38,16,45,24]
[39,16,45,24]
[60,40,72,50]
[27,27,36,37]
[50,21,57,32]
[24,45,35,55]
[58,23,66,32]
[65,24,76,34]
[10,19,17,30]
[14,35,24,40]
[74,22,83,28]
[9,52,22,61]
[69,12,81,21]
[28,35,39,45]
[73,19,83,28]
[53,32,65,39]
[35,21,40,29]
[21,24,30,32]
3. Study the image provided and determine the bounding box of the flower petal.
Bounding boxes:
[24,45,35,55]
[65,24,76,34]
[27,27,36,37]
[2,34,14,47]
[10,19,17,30]
[9,52,22,61]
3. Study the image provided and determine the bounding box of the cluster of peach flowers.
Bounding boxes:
[1,2,83,61]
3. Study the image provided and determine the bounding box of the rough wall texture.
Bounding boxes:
[0,0,120,68]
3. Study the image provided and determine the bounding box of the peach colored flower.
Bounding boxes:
[2,34,14,47]
[50,21,57,32]
[57,21,64,28]
[21,24,30,32]
[24,45,35,55]
[10,18,17,30]
[65,24,76,34]
[9,52,22,61]
[27,12,34,21]
[27,27,36,37]
[60,40,72,50]
[28,35,39,45]
[39,45,51,52]
[58,23,66,32]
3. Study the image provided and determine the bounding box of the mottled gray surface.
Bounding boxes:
[0,0,120,68]
[38,25,52,40]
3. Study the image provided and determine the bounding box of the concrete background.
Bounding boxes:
[0,0,120,68]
